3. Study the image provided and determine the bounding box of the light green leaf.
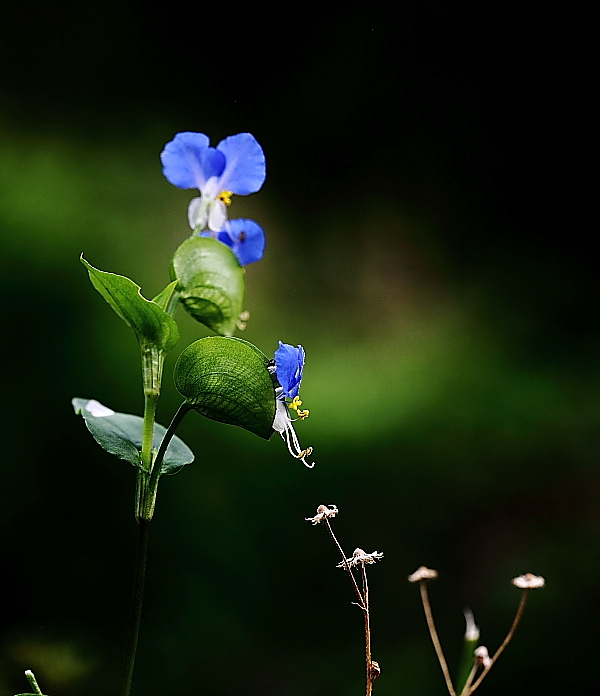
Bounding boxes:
[72,398,194,474]
[152,279,179,315]
[81,256,179,352]
[171,236,244,336]
[174,336,275,440]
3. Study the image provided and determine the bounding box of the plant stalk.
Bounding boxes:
[119,517,151,696]
[323,520,377,694]
[324,519,364,608]
[121,403,190,695]
[361,564,374,696]
[466,589,529,695]
[419,580,456,696]
[140,392,158,472]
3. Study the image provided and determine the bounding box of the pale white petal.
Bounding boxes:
[208,199,227,232]
[187,197,206,230]
[272,400,289,434]
[85,399,115,417]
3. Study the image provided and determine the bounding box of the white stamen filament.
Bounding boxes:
[273,400,314,468]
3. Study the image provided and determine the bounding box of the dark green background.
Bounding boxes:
[0,4,595,695]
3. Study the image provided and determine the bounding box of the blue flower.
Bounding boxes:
[199,218,265,267]
[274,342,305,399]
[161,132,266,232]
[271,342,314,468]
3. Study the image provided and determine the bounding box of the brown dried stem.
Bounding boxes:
[324,520,376,695]
[418,579,456,696]
[466,589,529,695]
[361,563,375,696]
[324,519,365,608]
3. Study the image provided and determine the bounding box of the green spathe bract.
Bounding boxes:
[81,257,180,352]
[72,398,194,475]
[171,236,245,336]
[174,336,275,440]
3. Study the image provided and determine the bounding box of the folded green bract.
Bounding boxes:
[174,336,276,440]
[171,236,245,336]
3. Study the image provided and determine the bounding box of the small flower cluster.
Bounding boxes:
[161,132,266,266]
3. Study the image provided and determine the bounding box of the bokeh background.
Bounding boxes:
[0,4,595,695]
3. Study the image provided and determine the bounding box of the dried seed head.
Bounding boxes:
[337,548,384,568]
[511,573,545,589]
[408,566,438,583]
[305,504,339,525]
[369,661,381,681]
[474,645,492,669]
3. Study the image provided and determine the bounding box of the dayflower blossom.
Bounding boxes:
[161,131,266,232]
[160,132,266,266]
[270,342,314,468]
[336,548,384,568]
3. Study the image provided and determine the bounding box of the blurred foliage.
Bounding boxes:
[0,5,596,696]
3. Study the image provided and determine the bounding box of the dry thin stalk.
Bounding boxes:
[418,579,456,696]
[361,564,374,696]
[324,519,376,696]
[466,589,529,695]
[324,519,365,608]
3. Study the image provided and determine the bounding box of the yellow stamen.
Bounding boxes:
[289,395,309,419]
[217,190,233,205]
[294,447,313,459]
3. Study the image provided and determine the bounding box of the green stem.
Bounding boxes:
[455,637,478,695]
[119,404,190,696]
[140,392,158,472]
[148,402,191,492]
[140,346,163,473]
[24,670,44,695]
[119,518,151,696]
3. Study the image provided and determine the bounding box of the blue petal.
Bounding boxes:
[274,342,305,399]
[161,132,226,190]
[216,133,266,195]
[217,219,265,266]
[199,219,265,267]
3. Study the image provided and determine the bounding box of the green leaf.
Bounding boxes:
[72,398,194,474]
[174,336,275,440]
[81,256,179,352]
[152,279,179,314]
[171,236,245,336]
